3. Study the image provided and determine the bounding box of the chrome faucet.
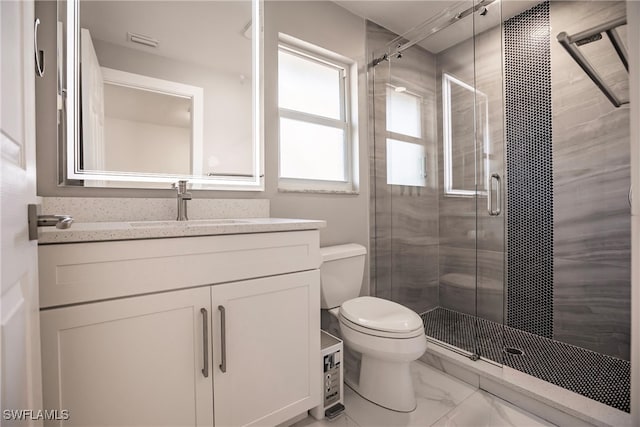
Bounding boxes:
[173,180,192,221]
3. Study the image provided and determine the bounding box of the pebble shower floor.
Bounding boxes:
[421,307,630,413]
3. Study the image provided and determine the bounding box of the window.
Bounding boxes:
[278,39,356,192]
[386,85,426,187]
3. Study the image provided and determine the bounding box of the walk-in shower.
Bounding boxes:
[368,0,631,413]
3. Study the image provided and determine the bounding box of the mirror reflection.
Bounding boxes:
[442,73,488,196]
[63,0,261,188]
[98,80,195,175]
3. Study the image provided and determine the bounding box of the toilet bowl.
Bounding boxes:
[320,245,427,412]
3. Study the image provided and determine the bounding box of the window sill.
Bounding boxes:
[278,187,359,195]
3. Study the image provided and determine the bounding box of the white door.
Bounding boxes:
[212,271,321,427]
[1,0,42,423]
[40,287,214,426]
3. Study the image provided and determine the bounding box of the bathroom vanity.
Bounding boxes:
[38,219,324,426]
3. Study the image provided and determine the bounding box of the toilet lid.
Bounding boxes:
[339,296,423,333]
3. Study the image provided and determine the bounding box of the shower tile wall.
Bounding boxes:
[550,1,630,360]
[436,25,505,324]
[368,0,630,362]
[504,1,554,339]
[367,21,440,314]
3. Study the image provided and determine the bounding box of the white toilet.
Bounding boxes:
[320,244,428,412]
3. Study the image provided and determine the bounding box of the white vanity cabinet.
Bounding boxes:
[39,230,322,427]
[40,286,215,426]
[211,271,319,427]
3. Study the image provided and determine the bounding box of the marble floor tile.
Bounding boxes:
[430,390,555,427]
[293,361,555,427]
[292,413,360,427]
[342,362,477,427]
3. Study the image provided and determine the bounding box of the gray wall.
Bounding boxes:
[35,0,371,293]
[264,1,370,295]
[367,21,440,314]
[550,1,630,360]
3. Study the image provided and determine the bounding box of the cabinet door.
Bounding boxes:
[40,287,214,426]
[212,270,321,427]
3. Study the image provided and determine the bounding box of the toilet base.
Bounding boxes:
[351,355,417,412]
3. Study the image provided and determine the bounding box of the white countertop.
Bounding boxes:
[38,218,326,244]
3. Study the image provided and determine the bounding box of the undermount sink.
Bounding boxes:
[187,219,252,226]
[129,219,251,227]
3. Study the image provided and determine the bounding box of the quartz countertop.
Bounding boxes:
[38,218,326,244]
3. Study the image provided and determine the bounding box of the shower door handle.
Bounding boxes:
[488,173,502,216]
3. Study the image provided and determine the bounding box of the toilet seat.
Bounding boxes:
[339,314,424,339]
[339,296,424,338]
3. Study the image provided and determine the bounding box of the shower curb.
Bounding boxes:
[420,344,632,427]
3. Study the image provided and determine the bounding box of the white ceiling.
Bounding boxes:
[334,0,542,53]
[335,0,453,43]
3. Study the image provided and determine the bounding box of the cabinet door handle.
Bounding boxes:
[218,305,227,373]
[200,308,209,378]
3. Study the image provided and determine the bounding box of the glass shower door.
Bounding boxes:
[370,37,440,317]
[369,0,506,360]
[471,0,506,362]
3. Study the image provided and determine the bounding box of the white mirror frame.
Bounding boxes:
[64,0,264,191]
[97,67,204,177]
[442,72,489,197]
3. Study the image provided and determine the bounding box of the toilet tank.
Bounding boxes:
[319,244,367,309]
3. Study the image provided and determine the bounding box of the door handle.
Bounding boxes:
[218,305,227,373]
[201,308,209,378]
[487,174,502,216]
[28,204,74,240]
[34,18,45,77]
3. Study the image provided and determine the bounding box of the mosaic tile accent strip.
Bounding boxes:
[504,1,554,338]
[421,307,630,413]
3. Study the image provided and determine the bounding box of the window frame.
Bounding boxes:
[277,38,356,193]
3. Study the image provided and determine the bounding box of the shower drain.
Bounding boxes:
[504,347,525,356]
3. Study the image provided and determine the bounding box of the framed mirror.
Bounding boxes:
[59,0,263,190]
